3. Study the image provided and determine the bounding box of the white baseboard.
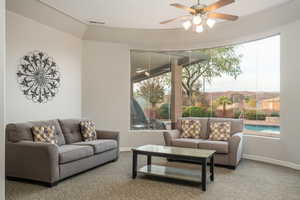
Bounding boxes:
[120,147,132,152]
[243,154,300,170]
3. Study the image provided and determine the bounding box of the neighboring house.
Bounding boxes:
[260,97,280,112]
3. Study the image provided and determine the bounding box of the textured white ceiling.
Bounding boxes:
[39,0,291,29]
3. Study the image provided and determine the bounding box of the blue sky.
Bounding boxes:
[206,35,280,92]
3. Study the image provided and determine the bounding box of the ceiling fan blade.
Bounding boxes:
[170,3,196,14]
[208,13,238,21]
[204,0,235,12]
[160,15,191,24]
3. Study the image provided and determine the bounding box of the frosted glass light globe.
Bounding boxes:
[182,20,192,30]
[207,18,216,28]
[196,25,204,33]
[192,15,202,25]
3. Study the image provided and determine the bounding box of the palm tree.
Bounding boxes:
[216,96,233,117]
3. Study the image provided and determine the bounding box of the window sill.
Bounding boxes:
[244,130,280,138]
[129,129,280,138]
[129,130,173,134]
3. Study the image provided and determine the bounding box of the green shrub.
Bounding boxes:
[182,106,213,117]
[270,112,280,117]
[245,110,256,120]
[245,110,266,120]
[206,107,216,117]
[256,112,266,120]
[234,110,242,119]
[158,103,170,119]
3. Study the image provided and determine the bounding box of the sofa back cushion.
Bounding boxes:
[180,119,202,139]
[80,120,97,141]
[59,119,83,144]
[208,118,243,136]
[209,121,231,141]
[6,123,33,142]
[177,117,209,139]
[6,119,66,145]
[32,125,58,144]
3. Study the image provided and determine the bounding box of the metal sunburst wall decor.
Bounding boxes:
[17,51,61,103]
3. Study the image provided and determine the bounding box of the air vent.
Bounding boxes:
[88,20,105,25]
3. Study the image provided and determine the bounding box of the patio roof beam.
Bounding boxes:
[171,58,183,129]
[132,57,207,83]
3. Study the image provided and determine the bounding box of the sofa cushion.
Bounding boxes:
[208,118,243,136]
[180,119,202,139]
[80,121,97,141]
[59,119,83,144]
[73,139,117,154]
[209,121,231,141]
[6,119,66,145]
[177,117,209,139]
[31,120,66,145]
[58,145,94,164]
[6,123,34,142]
[197,140,229,154]
[172,138,204,148]
[32,125,57,144]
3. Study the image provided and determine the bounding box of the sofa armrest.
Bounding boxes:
[6,141,59,184]
[96,130,119,147]
[228,132,243,167]
[96,130,120,160]
[96,130,119,141]
[163,130,180,146]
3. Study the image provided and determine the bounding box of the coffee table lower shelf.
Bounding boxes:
[132,145,215,191]
[138,164,202,183]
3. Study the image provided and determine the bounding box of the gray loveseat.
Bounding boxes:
[6,119,119,186]
[163,117,244,169]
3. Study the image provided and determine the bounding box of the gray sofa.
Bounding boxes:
[163,117,244,169]
[5,119,119,186]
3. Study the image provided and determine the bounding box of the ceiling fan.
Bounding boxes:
[160,0,239,33]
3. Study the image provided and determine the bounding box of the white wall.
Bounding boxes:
[82,41,130,147]
[0,0,5,198]
[6,11,82,123]
[7,0,87,38]
[82,41,165,148]
[241,19,300,166]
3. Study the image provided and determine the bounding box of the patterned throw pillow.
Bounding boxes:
[80,121,97,141]
[209,121,231,141]
[180,120,202,139]
[32,126,57,144]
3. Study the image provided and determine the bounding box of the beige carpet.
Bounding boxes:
[6,152,300,200]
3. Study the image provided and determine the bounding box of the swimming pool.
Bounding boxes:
[244,124,280,134]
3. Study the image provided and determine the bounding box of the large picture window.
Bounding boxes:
[130,35,280,137]
[130,51,172,130]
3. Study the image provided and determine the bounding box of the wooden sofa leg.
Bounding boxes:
[228,165,236,170]
[113,157,119,162]
[7,176,59,187]
[47,181,58,187]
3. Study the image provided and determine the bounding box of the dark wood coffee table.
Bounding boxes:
[131,145,216,191]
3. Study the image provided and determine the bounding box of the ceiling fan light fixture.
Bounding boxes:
[196,25,204,33]
[192,15,202,25]
[207,18,216,28]
[182,20,192,30]
[161,0,238,32]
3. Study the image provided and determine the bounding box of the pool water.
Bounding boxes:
[244,124,280,134]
